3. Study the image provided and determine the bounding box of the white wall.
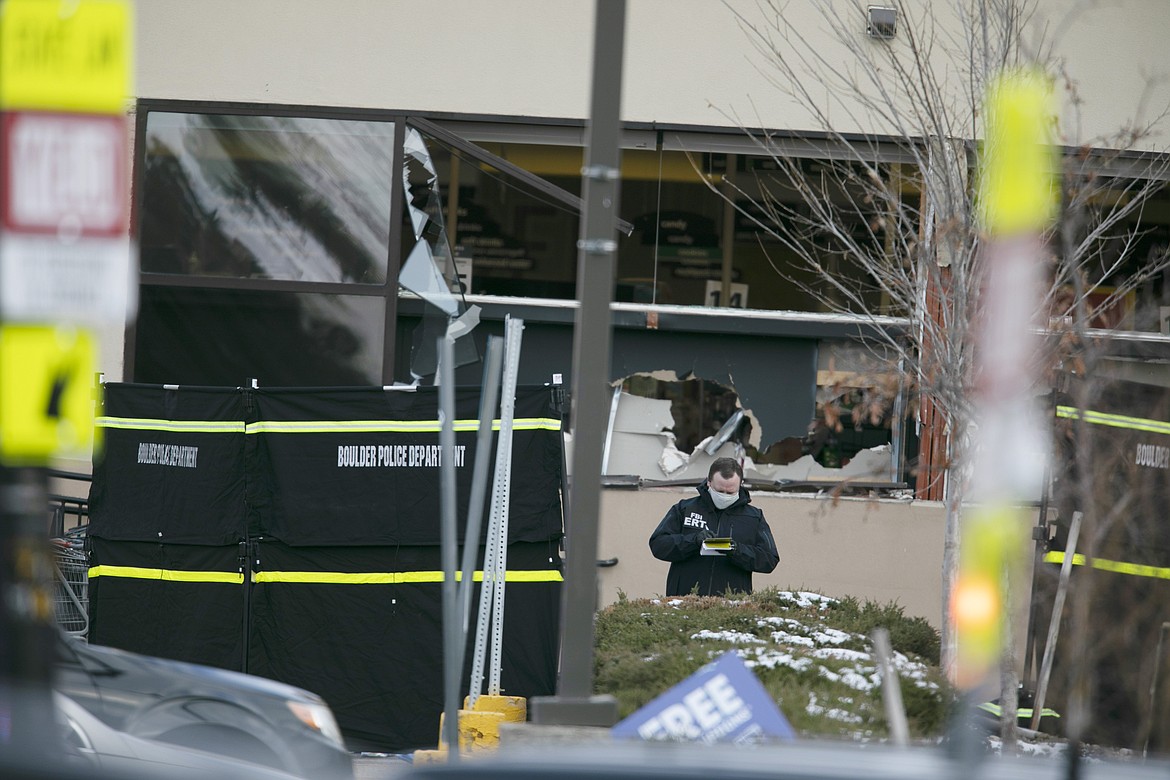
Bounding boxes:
[598,486,950,625]
[600,486,1042,646]
[1046,0,1170,150]
[135,1,1170,151]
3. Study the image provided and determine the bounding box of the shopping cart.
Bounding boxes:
[51,525,89,638]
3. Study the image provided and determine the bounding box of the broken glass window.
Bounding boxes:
[401,127,481,380]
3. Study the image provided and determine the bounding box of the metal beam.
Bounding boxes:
[409,116,634,236]
[530,0,625,728]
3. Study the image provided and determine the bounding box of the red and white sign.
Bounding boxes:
[1,112,128,238]
[0,111,133,324]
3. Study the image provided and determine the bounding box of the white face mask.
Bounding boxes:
[710,489,738,510]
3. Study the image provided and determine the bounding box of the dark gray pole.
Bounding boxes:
[529,0,623,727]
[0,466,57,761]
[438,335,461,759]
[458,337,504,640]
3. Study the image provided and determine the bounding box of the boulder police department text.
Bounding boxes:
[338,444,467,468]
[138,443,199,468]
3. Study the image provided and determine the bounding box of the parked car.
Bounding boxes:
[55,632,353,780]
[398,739,1170,780]
[57,692,304,779]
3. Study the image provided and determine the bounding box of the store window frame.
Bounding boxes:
[129,100,920,387]
[131,100,406,384]
[130,100,633,384]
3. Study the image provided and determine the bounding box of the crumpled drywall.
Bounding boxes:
[601,390,895,484]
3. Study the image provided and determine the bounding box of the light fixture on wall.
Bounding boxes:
[866,5,897,39]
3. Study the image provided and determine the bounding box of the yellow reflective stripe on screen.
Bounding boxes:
[977,702,1060,719]
[1043,551,1170,581]
[96,416,246,434]
[254,572,437,584]
[95,416,561,434]
[252,570,564,584]
[244,417,561,434]
[88,565,244,584]
[1055,406,1170,436]
[248,420,462,434]
[511,418,562,431]
[88,566,561,585]
[499,570,564,582]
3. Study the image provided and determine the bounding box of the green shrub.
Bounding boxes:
[824,595,941,664]
[593,591,949,741]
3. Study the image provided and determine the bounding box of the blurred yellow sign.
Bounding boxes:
[951,504,1026,689]
[0,325,95,462]
[0,0,131,113]
[977,69,1057,236]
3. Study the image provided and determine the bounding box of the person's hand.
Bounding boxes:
[688,527,711,546]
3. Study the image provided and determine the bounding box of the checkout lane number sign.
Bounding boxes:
[0,324,95,461]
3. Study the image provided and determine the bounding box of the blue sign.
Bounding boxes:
[612,652,796,744]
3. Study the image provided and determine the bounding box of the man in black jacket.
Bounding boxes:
[649,457,779,596]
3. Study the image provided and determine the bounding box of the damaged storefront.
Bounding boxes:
[131,102,916,494]
[602,336,910,488]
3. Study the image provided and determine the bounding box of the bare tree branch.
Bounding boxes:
[713,0,1170,739]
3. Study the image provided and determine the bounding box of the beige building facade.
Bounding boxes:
[600,487,950,623]
[70,1,1169,624]
[133,1,1170,152]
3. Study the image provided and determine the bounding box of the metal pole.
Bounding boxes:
[242,378,259,675]
[719,155,737,306]
[438,336,461,760]
[1142,622,1170,758]
[488,324,523,696]
[467,319,523,708]
[458,338,504,639]
[452,337,501,714]
[529,0,624,727]
[1032,510,1082,731]
[890,356,907,483]
[872,628,909,747]
[0,466,58,760]
[1023,453,1054,688]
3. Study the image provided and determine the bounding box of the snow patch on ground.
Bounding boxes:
[690,629,765,644]
[807,693,864,724]
[740,647,815,672]
[757,616,805,629]
[771,630,815,647]
[811,648,871,662]
[812,628,852,645]
[778,591,838,609]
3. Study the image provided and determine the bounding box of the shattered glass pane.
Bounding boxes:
[399,239,459,316]
[401,127,479,380]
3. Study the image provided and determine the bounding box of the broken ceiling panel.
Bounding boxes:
[611,391,675,433]
[600,390,898,486]
[652,437,744,482]
[648,440,896,486]
[603,392,678,477]
[605,431,677,477]
[745,445,895,484]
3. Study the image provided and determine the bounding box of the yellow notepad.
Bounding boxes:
[701,538,734,555]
